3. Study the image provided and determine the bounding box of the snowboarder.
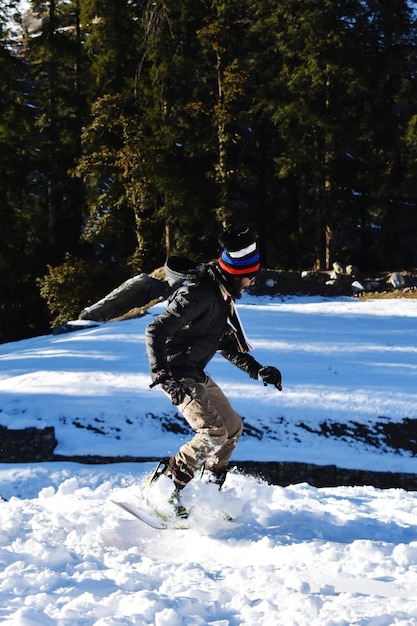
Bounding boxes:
[145,225,282,498]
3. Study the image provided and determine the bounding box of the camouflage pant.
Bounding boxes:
[172,375,243,471]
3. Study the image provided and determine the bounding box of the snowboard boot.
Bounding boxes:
[166,456,194,490]
[205,464,229,490]
[144,457,194,518]
[165,457,194,518]
[168,488,189,519]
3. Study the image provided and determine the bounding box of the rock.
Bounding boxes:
[332,262,345,274]
[0,426,57,462]
[351,280,366,294]
[346,264,358,277]
[301,270,314,279]
[388,272,405,289]
[79,273,172,322]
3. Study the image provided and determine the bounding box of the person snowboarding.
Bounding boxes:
[145,225,282,508]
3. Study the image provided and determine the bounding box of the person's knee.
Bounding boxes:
[229,415,243,440]
[205,423,228,447]
[207,414,242,446]
[193,428,228,465]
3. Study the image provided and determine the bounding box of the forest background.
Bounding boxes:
[1,0,417,344]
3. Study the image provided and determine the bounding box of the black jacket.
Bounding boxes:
[145,272,262,383]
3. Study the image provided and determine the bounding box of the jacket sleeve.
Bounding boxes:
[145,286,205,373]
[217,333,263,379]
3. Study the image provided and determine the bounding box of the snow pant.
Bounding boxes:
[172,375,243,471]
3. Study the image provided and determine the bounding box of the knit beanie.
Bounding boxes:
[218,225,260,276]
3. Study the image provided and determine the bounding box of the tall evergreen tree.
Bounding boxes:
[0,3,52,341]
[75,0,154,272]
[248,0,417,270]
[352,0,417,268]
[196,0,252,226]
[261,0,364,269]
[76,0,221,271]
[26,0,85,264]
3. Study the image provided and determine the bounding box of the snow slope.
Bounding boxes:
[1,295,417,625]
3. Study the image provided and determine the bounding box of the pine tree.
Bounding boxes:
[76,0,221,270]
[246,0,417,270]
[26,0,85,264]
[75,0,154,272]
[261,0,364,269]
[352,0,417,268]
[0,1,51,341]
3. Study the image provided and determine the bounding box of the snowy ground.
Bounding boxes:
[1,294,417,625]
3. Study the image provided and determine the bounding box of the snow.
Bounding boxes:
[1,294,417,625]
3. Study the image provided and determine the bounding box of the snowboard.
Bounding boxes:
[111,499,189,530]
[112,459,235,530]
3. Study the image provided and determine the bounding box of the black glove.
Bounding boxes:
[150,369,173,387]
[163,378,190,405]
[150,369,190,405]
[258,366,282,391]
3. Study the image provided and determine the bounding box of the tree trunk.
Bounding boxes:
[46,0,60,259]
[165,221,172,256]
